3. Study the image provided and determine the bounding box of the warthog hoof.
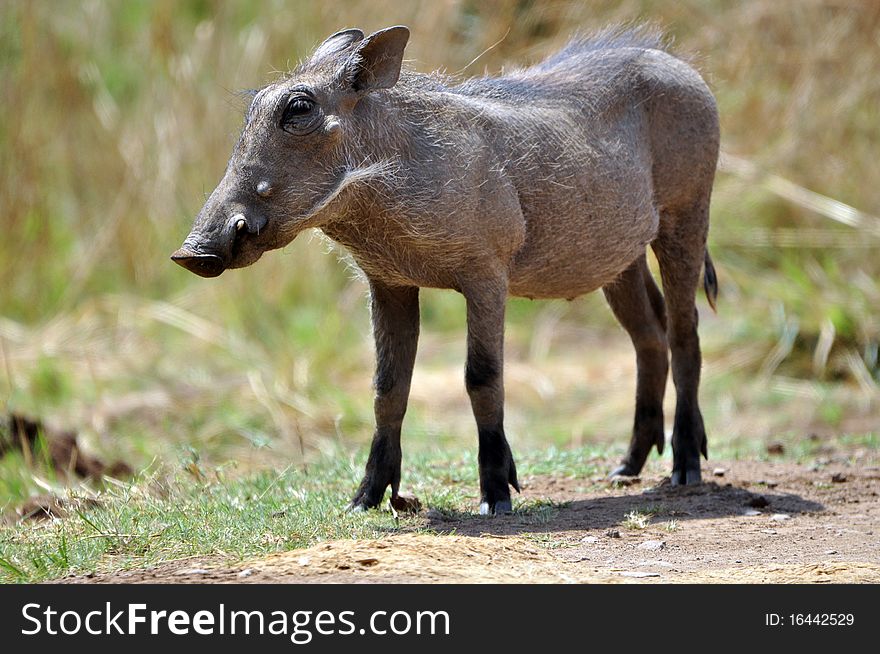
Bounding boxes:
[479,499,513,516]
[670,468,702,486]
[608,463,641,478]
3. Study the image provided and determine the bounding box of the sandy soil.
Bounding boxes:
[63,459,880,584]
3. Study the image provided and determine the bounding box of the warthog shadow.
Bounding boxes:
[425,481,825,536]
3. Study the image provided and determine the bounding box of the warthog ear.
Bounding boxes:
[311,28,365,63]
[345,25,410,93]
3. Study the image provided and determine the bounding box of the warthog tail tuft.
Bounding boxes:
[703,251,718,313]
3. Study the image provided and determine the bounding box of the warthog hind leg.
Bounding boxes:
[653,202,712,486]
[603,254,669,478]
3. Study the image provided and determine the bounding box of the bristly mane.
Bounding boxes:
[532,24,667,71]
[445,24,669,103]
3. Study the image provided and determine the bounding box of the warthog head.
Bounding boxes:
[171,26,409,277]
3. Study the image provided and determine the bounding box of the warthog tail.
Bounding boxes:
[703,251,718,313]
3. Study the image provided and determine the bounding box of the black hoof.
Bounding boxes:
[609,463,640,478]
[671,468,702,486]
[479,500,513,516]
[348,490,382,512]
[349,480,387,512]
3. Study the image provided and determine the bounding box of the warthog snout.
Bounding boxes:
[171,211,268,277]
[170,248,226,278]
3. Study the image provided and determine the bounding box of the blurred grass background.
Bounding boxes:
[1,0,878,507]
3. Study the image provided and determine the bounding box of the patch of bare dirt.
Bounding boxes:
[63,458,880,584]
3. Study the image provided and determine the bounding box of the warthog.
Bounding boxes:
[172,25,719,514]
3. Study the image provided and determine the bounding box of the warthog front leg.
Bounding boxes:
[350,281,420,510]
[462,279,520,515]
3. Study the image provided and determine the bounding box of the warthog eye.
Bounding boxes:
[280,95,320,134]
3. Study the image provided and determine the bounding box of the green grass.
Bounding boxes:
[0,446,596,583]
[709,432,879,465]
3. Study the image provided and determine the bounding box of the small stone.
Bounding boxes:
[760,529,778,535]
[823,550,838,555]
[175,568,210,575]
[237,568,254,578]
[766,441,785,455]
[605,528,621,539]
[636,540,666,551]
[581,535,599,544]
[757,479,779,488]
[297,556,311,566]
[831,472,848,483]
[712,468,726,477]
[770,513,791,522]
[619,571,660,578]
[742,509,762,516]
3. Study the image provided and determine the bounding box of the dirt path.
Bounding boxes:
[65,460,880,583]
